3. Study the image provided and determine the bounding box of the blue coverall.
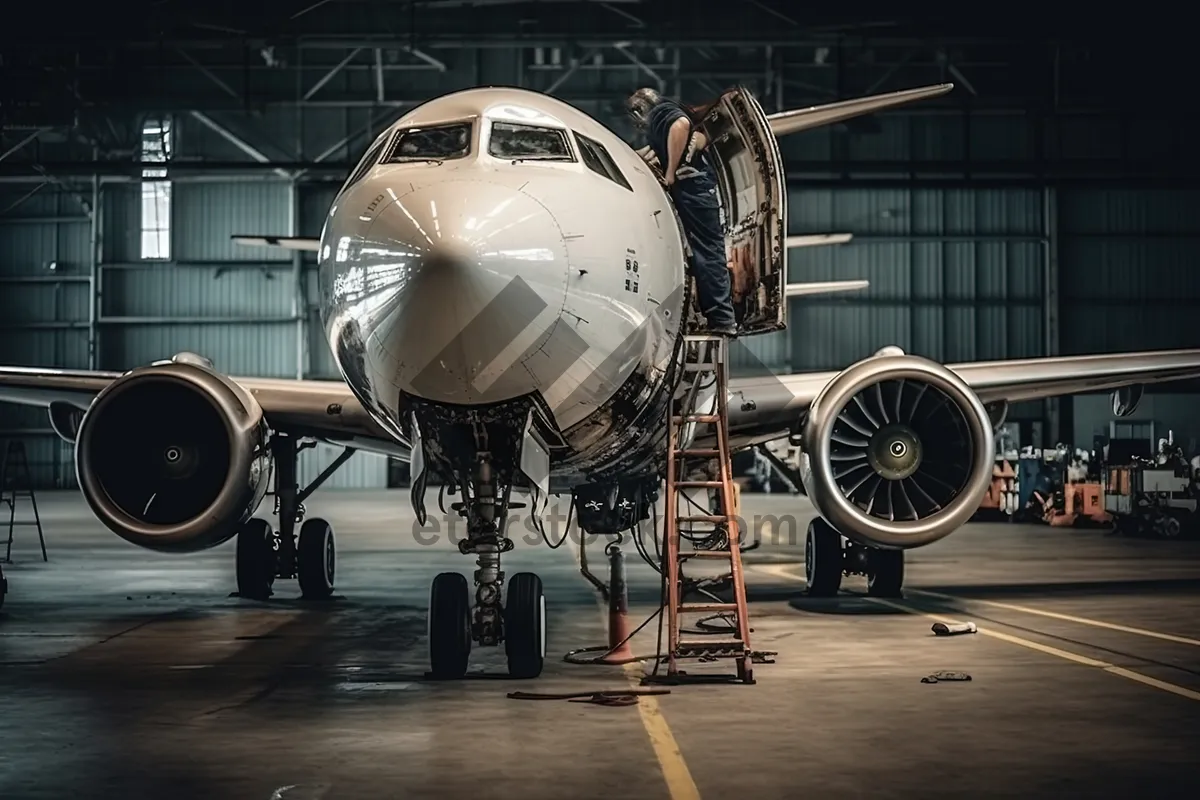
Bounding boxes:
[644,100,737,331]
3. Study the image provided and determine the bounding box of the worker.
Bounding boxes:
[627,87,738,336]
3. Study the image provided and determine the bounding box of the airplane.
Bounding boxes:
[3,81,1199,681]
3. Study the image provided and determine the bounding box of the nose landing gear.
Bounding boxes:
[425,456,548,680]
[413,402,554,680]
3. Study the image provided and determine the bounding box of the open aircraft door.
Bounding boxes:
[702,87,788,335]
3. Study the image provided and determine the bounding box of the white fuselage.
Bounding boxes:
[318,87,693,478]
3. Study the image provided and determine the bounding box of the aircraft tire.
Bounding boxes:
[504,572,545,679]
[805,518,843,597]
[297,517,336,600]
[236,518,276,600]
[429,572,471,679]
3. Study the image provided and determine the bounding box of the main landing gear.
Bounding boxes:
[235,434,355,602]
[804,517,904,598]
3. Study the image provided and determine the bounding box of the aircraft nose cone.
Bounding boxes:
[365,180,571,405]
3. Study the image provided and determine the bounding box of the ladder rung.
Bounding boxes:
[672,415,720,424]
[674,481,723,488]
[676,449,721,457]
[679,515,729,523]
[679,550,733,560]
[679,602,739,613]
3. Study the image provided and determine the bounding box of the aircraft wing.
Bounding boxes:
[0,367,407,458]
[10,349,1200,462]
[725,349,1200,446]
[785,280,869,297]
[232,236,321,252]
[767,83,954,138]
[787,234,853,248]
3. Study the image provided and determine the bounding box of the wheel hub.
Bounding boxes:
[867,424,923,481]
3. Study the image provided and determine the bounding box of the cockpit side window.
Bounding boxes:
[488,121,573,161]
[341,134,390,194]
[384,122,473,163]
[572,132,632,191]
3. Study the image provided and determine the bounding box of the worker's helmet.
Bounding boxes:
[626,87,661,128]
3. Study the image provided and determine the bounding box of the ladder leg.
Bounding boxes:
[5,498,14,563]
[664,418,681,676]
[30,491,46,562]
[714,346,755,681]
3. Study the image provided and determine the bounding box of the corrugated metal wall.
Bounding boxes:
[1058,190,1200,353]
[782,187,1044,369]
[0,187,93,488]
[0,112,389,488]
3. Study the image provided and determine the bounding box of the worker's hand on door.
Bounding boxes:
[636,145,661,170]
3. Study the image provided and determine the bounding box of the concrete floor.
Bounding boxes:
[2,489,1200,799]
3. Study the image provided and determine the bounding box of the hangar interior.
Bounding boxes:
[6,7,1200,799]
[2,4,1199,492]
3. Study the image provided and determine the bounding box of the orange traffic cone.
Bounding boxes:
[599,544,634,663]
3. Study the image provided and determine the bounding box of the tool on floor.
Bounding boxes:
[507,688,671,707]
[921,671,973,684]
[932,621,977,636]
[2,440,47,564]
[645,335,756,685]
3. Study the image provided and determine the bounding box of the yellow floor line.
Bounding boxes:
[755,564,1200,703]
[578,545,702,800]
[906,587,1200,648]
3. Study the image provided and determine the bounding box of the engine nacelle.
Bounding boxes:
[798,354,994,550]
[75,362,272,553]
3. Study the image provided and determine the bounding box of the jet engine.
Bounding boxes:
[798,352,994,549]
[74,360,272,553]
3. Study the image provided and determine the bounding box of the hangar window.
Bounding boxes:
[573,132,631,191]
[139,117,172,260]
[488,121,573,161]
[384,122,472,163]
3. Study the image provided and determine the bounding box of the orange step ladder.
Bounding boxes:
[650,335,757,685]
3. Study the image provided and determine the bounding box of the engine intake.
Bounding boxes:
[75,362,272,553]
[800,354,994,549]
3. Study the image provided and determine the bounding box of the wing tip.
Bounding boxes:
[786,233,854,248]
[232,235,321,252]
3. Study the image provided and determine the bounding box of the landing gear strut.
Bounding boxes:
[426,455,546,679]
[235,434,354,601]
[804,517,905,598]
[413,402,552,680]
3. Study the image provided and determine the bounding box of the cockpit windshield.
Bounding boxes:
[385,122,472,162]
[487,121,573,161]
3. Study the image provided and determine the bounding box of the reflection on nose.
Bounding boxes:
[363,181,570,406]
